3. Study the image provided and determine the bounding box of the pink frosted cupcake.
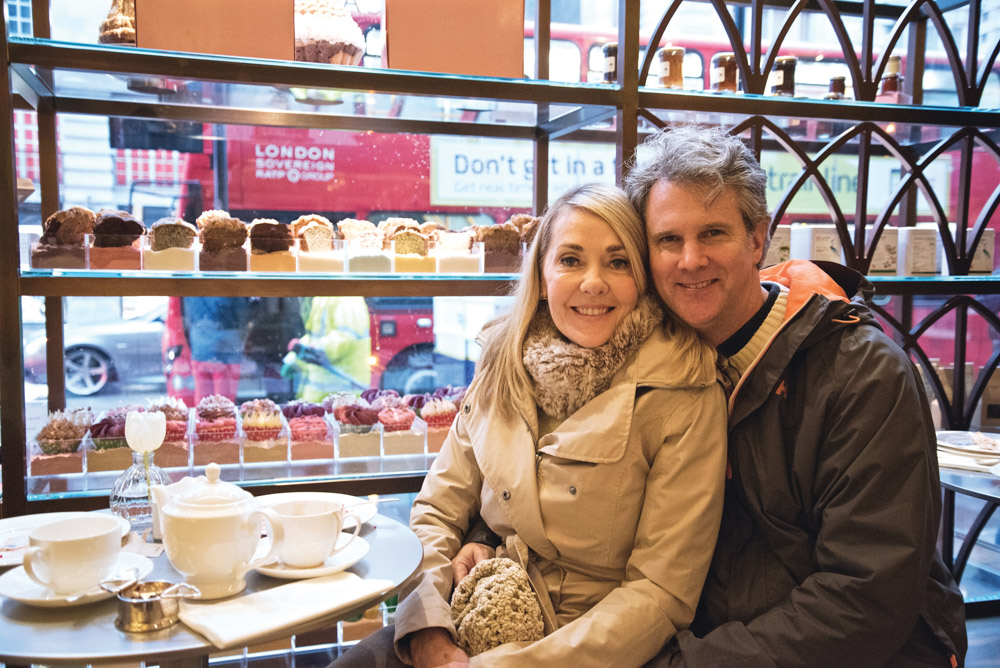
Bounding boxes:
[333,404,380,458]
[422,397,458,454]
[380,406,424,456]
[283,400,333,460]
[194,394,239,465]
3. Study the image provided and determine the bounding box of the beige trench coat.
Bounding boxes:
[394,325,727,667]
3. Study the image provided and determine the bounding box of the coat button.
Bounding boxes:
[569,485,577,495]
[501,489,511,500]
[464,404,470,414]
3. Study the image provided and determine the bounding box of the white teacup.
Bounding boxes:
[22,515,122,596]
[271,499,361,569]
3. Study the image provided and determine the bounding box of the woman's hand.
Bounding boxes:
[409,627,470,668]
[451,543,495,586]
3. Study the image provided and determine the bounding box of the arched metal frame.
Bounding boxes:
[634,0,1000,431]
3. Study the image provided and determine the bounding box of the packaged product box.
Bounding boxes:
[383,0,523,78]
[790,224,842,263]
[898,226,938,276]
[135,0,293,61]
[866,226,898,274]
[763,225,790,267]
[938,224,995,275]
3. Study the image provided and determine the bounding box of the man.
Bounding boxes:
[623,125,967,667]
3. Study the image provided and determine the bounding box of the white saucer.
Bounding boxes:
[0,552,154,607]
[0,512,131,567]
[255,534,369,580]
[255,491,377,527]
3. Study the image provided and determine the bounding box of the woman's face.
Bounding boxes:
[540,208,640,348]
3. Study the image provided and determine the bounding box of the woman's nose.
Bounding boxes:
[580,266,609,293]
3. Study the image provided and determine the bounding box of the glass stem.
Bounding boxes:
[143,450,152,505]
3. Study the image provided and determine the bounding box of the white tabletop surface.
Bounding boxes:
[0,513,421,667]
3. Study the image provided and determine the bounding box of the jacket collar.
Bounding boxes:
[727,260,865,425]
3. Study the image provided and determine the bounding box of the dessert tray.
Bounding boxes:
[255,534,369,580]
[0,552,153,607]
[255,492,378,526]
[0,512,130,567]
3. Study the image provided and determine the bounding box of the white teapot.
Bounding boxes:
[151,463,284,599]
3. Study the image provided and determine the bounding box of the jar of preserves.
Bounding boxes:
[880,55,902,94]
[710,52,737,92]
[770,55,797,96]
[658,46,685,89]
[603,42,618,83]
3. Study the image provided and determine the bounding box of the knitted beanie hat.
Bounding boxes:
[450,557,544,656]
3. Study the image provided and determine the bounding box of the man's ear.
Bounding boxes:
[751,223,767,267]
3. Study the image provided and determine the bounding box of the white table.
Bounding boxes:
[0,513,422,667]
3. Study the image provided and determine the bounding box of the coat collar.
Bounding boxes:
[470,323,715,560]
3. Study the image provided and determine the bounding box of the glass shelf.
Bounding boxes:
[19,271,517,297]
[10,39,618,137]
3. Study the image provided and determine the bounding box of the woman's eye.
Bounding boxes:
[559,255,580,267]
[609,258,630,270]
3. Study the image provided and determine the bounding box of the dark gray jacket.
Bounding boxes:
[651,260,967,667]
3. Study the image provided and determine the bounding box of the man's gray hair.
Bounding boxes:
[624,125,771,240]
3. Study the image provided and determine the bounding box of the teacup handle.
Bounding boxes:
[242,508,284,575]
[22,547,53,589]
[332,511,363,556]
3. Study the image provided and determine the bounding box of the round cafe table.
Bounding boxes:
[0,513,422,667]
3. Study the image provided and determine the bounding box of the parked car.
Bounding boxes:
[23,303,169,396]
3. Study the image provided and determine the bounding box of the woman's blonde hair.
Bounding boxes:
[471,183,707,422]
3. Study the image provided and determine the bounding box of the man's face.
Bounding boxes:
[645,180,766,347]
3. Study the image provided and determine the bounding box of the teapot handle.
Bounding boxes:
[241,508,284,575]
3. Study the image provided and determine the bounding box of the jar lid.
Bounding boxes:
[775,55,797,63]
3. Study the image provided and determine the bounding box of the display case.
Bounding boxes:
[2,0,1000,525]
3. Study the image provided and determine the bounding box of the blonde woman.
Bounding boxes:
[334,183,726,668]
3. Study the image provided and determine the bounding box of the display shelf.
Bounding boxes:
[19,273,516,298]
[4,0,1000,515]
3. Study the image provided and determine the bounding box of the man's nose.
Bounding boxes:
[678,241,707,270]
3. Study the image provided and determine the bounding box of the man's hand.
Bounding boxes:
[409,627,470,668]
[452,543,495,586]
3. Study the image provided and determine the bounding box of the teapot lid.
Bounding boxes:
[173,463,252,509]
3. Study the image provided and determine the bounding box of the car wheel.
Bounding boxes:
[64,347,112,395]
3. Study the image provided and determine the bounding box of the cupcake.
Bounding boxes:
[294,0,366,66]
[472,222,522,273]
[508,213,541,247]
[333,404,381,458]
[379,406,424,456]
[146,218,197,271]
[196,210,248,272]
[29,407,94,476]
[30,206,96,270]
[98,0,136,45]
[147,396,191,468]
[283,400,333,460]
[362,388,402,410]
[89,209,145,270]
[323,391,366,414]
[193,394,239,464]
[421,397,459,453]
[248,219,295,272]
[292,215,342,272]
[88,405,144,471]
[240,398,287,463]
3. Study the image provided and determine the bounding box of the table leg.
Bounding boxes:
[942,488,956,570]
[953,500,999,582]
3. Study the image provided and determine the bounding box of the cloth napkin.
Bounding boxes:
[937,449,1000,475]
[178,573,394,649]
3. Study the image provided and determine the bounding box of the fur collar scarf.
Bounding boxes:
[523,295,662,420]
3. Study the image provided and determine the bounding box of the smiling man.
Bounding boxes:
[625,125,967,667]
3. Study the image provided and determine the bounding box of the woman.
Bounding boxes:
[340,183,726,667]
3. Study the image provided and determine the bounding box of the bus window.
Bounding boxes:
[523,39,583,83]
